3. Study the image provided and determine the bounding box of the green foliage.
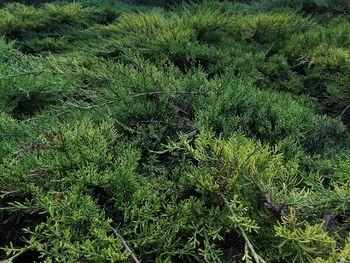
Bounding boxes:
[0,3,44,38]
[275,209,336,262]
[256,0,350,15]
[125,0,185,8]
[1,120,135,262]
[1,0,350,262]
[0,3,92,38]
[194,76,349,154]
[315,235,350,262]
[0,2,120,53]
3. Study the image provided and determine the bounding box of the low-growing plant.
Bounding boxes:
[1,1,350,262]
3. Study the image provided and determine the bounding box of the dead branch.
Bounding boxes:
[10,141,44,165]
[262,191,282,217]
[132,91,203,98]
[111,227,141,263]
[339,103,350,119]
[323,214,335,233]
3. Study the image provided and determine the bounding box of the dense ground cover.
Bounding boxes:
[1,0,350,262]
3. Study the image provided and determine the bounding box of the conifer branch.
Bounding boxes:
[0,71,46,80]
[132,91,203,98]
[111,227,141,263]
[220,194,266,263]
[339,103,350,119]
[10,141,44,165]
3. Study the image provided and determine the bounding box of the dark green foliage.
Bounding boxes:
[1,1,350,262]
[194,76,349,154]
[247,0,350,16]
[125,0,184,7]
[0,2,120,53]
[0,3,91,38]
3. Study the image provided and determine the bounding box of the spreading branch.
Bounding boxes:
[220,193,266,263]
[339,103,350,119]
[132,91,203,98]
[10,141,44,165]
[0,71,46,80]
[111,227,141,263]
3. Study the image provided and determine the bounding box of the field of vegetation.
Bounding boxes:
[1,0,350,262]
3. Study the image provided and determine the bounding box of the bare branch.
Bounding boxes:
[10,141,43,165]
[339,103,350,119]
[111,227,141,263]
[132,91,203,98]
